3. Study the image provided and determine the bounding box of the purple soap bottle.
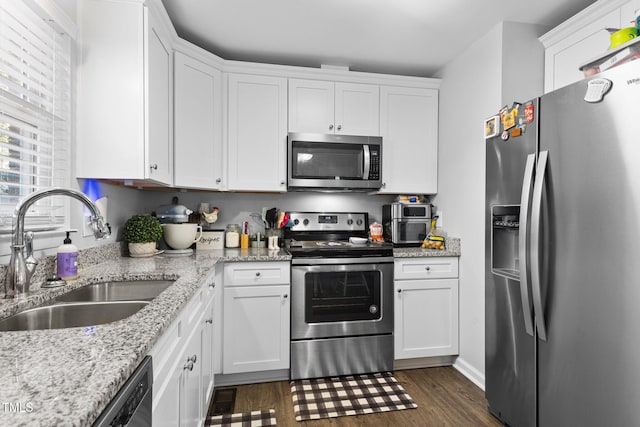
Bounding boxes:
[57,231,78,280]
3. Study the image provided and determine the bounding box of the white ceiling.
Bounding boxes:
[161,0,597,77]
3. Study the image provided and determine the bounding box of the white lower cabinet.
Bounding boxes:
[151,269,217,427]
[394,257,459,360]
[222,262,290,374]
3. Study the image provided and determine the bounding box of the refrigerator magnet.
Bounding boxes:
[485,115,499,139]
[501,130,510,141]
[524,101,534,123]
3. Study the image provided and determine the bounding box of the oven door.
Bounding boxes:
[291,259,393,340]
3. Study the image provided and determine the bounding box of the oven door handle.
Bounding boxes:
[291,256,395,266]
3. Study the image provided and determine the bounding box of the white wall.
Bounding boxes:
[434,21,545,388]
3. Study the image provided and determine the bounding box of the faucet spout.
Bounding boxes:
[4,187,111,298]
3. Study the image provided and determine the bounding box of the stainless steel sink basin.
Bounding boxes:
[54,280,174,303]
[0,301,149,332]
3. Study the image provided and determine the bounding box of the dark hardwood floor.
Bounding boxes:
[210,367,502,426]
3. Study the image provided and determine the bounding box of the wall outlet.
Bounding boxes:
[436,210,443,228]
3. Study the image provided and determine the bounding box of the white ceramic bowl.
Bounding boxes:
[162,223,202,250]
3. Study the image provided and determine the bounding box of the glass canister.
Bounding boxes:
[225,224,241,248]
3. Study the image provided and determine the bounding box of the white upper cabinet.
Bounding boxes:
[378,86,438,195]
[289,79,380,136]
[173,51,223,189]
[77,0,173,185]
[227,74,288,192]
[540,0,630,93]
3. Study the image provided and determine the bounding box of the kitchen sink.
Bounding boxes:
[54,280,174,303]
[0,301,149,332]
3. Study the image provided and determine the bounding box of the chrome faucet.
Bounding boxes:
[4,187,111,298]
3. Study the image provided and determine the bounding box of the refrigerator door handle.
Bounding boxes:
[518,153,536,337]
[531,149,549,341]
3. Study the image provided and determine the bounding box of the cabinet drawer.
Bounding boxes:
[394,257,459,280]
[224,261,290,286]
[149,316,183,384]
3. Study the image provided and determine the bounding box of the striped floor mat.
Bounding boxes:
[206,409,276,426]
[291,371,417,421]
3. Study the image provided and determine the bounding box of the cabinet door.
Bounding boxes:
[146,6,173,184]
[180,326,203,427]
[152,352,182,427]
[223,285,290,373]
[174,51,223,189]
[334,82,380,136]
[201,295,215,410]
[288,79,335,133]
[394,279,458,359]
[227,74,288,192]
[379,86,438,194]
[543,8,621,92]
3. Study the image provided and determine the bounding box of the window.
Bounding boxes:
[0,1,71,233]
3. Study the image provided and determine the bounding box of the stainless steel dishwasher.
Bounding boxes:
[92,356,152,426]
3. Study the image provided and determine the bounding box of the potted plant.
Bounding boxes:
[123,214,163,256]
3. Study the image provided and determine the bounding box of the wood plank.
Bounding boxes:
[210,367,502,426]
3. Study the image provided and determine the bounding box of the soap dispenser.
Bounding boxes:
[57,230,78,280]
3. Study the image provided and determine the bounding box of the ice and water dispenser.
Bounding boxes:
[491,205,521,280]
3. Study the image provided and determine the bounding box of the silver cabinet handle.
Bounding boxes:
[283,294,288,299]
[187,355,197,363]
[255,272,261,277]
[518,153,536,337]
[184,361,194,371]
[337,124,342,131]
[215,178,221,184]
[280,181,285,186]
[381,182,386,188]
[397,289,402,293]
[531,150,549,341]
[205,318,213,324]
[150,164,158,170]
[424,266,431,271]
[209,282,215,288]
[329,124,334,130]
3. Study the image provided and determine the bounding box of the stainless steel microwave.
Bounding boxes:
[287,133,382,190]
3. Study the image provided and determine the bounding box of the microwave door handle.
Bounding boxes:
[363,145,371,179]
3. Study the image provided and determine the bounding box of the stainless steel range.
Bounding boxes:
[285,212,394,380]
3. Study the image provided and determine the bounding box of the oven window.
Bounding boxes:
[399,222,429,241]
[291,142,363,179]
[304,270,381,323]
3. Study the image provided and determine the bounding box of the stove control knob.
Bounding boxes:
[356,219,363,226]
[303,219,309,226]
[347,219,353,225]
[293,219,299,225]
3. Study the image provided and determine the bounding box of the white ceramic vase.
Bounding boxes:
[128,242,157,256]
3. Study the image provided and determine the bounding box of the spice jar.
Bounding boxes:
[225,224,241,248]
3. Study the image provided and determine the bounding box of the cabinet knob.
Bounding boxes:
[283,294,288,299]
[425,266,431,271]
[184,361,194,371]
[205,318,213,324]
[187,354,197,363]
[381,182,386,188]
[397,289,402,293]
[337,124,342,131]
[255,272,261,277]
[281,181,285,186]
[150,163,158,170]
[329,124,334,130]
[209,282,216,288]
[216,178,222,184]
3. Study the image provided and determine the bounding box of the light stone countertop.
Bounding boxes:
[393,237,461,258]
[0,246,290,427]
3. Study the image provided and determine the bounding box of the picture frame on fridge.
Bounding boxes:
[485,115,499,139]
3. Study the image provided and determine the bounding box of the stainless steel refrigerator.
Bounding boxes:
[485,59,640,426]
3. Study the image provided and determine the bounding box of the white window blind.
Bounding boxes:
[0,0,71,233]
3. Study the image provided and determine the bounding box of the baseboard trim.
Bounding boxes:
[214,369,290,387]
[453,357,485,390]
[393,355,456,370]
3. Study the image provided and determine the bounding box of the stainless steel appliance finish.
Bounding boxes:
[486,60,640,426]
[382,202,432,246]
[93,356,152,426]
[287,133,382,190]
[286,212,394,380]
